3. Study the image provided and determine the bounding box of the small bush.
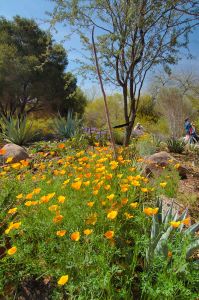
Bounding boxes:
[113,129,124,145]
[167,137,186,154]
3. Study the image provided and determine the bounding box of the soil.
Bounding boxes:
[172,153,199,221]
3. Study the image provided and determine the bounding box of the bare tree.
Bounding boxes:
[157,88,193,138]
[50,0,199,145]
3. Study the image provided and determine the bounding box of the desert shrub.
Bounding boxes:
[113,128,124,145]
[130,134,160,157]
[27,118,55,141]
[167,137,186,154]
[0,115,38,145]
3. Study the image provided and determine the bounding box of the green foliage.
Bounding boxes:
[137,95,159,123]
[167,137,186,154]
[85,94,124,129]
[0,115,38,145]
[53,111,81,139]
[113,129,124,145]
[0,16,86,118]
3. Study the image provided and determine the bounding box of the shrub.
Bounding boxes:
[167,137,186,154]
[113,129,124,145]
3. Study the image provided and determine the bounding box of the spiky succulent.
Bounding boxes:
[146,198,199,267]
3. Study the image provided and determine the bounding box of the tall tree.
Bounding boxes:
[0,16,86,118]
[50,0,199,145]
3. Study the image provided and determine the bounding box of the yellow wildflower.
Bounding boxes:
[57,275,69,285]
[63,179,70,185]
[71,181,82,190]
[107,210,118,220]
[144,207,159,216]
[107,194,115,201]
[48,205,59,212]
[33,188,41,194]
[83,229,93,235]
[170,221,181,228]
[87,202,94,207]
[8,207,17,214]
[7,246,17,255]
[58,196,65,203]
[160,182,167,188]
[124,212,134,219]
[6,157,13,163]
[130,202,138,208]
[56,230,67,237]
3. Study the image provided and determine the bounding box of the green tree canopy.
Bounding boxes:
[0,16,86,118]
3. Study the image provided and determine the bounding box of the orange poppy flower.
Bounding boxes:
[104,231,114,239]
[71,181,82,190]
[143,207,159,216]
[53,215,63,223]
[70,231,80,241]
[56,230,66,237]
[7,246,17,255]
[0,149,6,155]
[181,217,190,226]
[58,143,65,149]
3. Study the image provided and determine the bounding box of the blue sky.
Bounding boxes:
[0,0,199,95]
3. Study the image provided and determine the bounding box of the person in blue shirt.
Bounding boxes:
[184,118,198,143]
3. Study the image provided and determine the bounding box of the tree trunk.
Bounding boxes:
[123,113,136,146]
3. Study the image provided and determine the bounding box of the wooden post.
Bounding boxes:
[92,26,117,159]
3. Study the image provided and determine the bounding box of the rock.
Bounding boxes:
[1,144,29,163]
[144,151,187,179]
[131,129,144,137]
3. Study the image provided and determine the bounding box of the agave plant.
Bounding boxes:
[53,111,82,139]
[146,198,199,267]
[167,137,186,154]
[0,115,38,146]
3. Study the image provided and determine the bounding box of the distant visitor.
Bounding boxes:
[184,118,199,143]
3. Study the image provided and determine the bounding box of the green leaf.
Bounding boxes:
[184,223,199,235]
[186,239,199,259]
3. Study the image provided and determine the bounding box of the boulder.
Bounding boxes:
[131,129,144,137]
[1,143,29,163]
[144,151,187,179]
